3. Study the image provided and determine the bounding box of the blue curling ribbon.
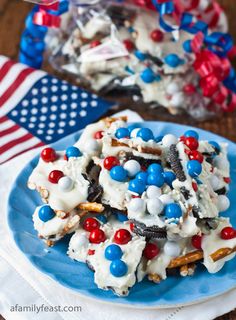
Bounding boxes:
[25,12,48,38]
[20,30,45,57]
[19,51,43,69]
[204,32,234,57]
[46,0,69,15]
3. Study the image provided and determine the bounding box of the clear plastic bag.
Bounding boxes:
[23,0,234,120]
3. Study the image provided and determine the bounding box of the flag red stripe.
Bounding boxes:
[0,67,35,108]
[0,116,9,123]
[0,133,34,154]
[0,124,20,137]
[0,60,16,82]
[1,141,45,164]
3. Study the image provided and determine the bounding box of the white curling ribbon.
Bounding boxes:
[23,0,59,4]
[78,38,129,63]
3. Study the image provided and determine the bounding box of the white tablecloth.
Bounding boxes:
[1,110,236,320]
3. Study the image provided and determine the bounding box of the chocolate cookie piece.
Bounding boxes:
[180,186,191,200]
[132,220,167,239]
[126,154,161,170]
[168,145,186,182]
[215,187,227,195]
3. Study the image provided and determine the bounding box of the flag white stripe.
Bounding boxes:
[0,69,46,117]
[0,136,41,163]
[0,63,28,96]
[0,118,16,131]
[0,127,28,146]
[0,55,10,69]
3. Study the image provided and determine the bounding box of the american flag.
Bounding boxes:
[0,56,114,164]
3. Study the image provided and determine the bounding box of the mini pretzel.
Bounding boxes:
[78,202,104,213]
[210,247,236,262]
[104,116,128,127]
[180,263,196,277]
[168,250,203,269]
[148,273,162,283]
[111,139,162,156]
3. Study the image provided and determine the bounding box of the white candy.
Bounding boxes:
[163,241,181,257]
[73,233,89,249]
[58,176,74,192]
[128,198,146,214]
[166,82,180,95]
[147,198,164,216]
[159,194,174,205]
[86,139,100,153]
[209,175,220,191]
[162,134,178,147]
[170,92,184,108]
[217,195,230,212]
[124,160,141,177]
[146,185,162,199]
[130,128,140,138]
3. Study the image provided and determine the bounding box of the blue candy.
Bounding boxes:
[66,146,82,158]
[137,128,154,142]
[164,203,182,219]
[110,166,127,182]
[140,68,156,83]
[110,260,128,277]
[209,141,221,152]
[155,135,164,143]
[163,171,176,187]
[96,215,107,224]
[136,171,148,183]
[187,160,202,177]
[105,245,123,261]
[115,211,129,222]
[115,127,130,139]
[135,50,148,61]
[147,173,165,188]
[147,163,163,175]
[183,40,192,53]
[164,54,182,68]
[128,179,146,195]
[184,130,199,140]
[38,205,55,222]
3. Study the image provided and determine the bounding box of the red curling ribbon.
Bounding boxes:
[33,9,61,28]
[39,1,59,11]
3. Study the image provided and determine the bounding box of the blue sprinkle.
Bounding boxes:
[155,135,164,143]
[184,130,199,140]
[105,245,123,261]
[164,54,182,68]
[110,260,128,277]
[209,141,221,152]
[140,68,156,83]
[115,211,129,222]
[96,215,107,224]
[135,50,148,61]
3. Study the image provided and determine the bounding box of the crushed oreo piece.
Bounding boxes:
[192,205,201,218]
[86,160,101,183]
[180,187,191,200]
[168,144,186,182]
[126,154,161,169]
[215,187,227,195]
[132,220,167,239]
[205,218,219,230]
[87,184,103,202]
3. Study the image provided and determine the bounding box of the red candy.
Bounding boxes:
[103,156,120,170]
[191,235,202,249]
[123,39,134,51]
[89,229,106,244]
[143,243,160,260]
[220,227,236,240]
[192,182,198,192]
[188,150,204,163]
[48,170,64,184]
[83,218,100,232]
[183,84,196,94]
[150,29,164,42]
[184,137,199,151]
[114,229,132,245]
[224,177,231,184]
[179,135,186,142]
[64,155,68,161]
[94,131,104,140]
[41,147,57,163]
[90,40,101,48]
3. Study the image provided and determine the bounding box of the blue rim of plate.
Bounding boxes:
[7,121,236,309]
